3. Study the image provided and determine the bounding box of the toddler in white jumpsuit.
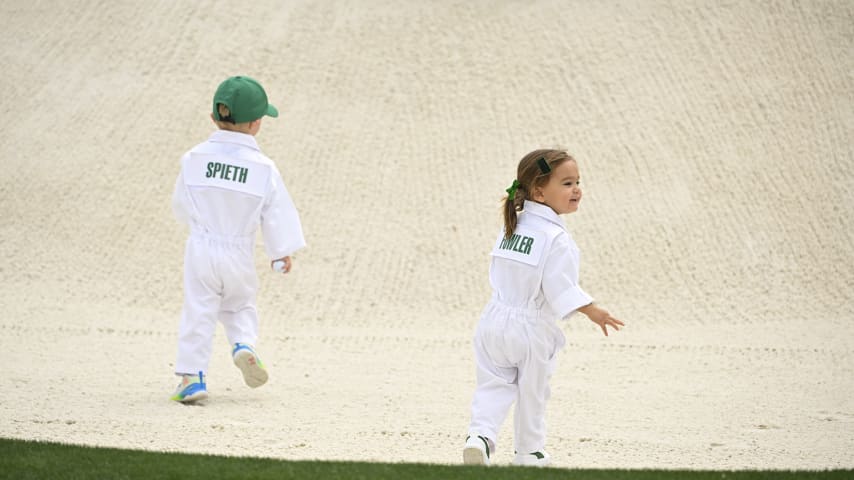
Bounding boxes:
[464,149,624,466]
[170,76,305,403]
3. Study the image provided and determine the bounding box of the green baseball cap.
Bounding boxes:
[212,76,279,123]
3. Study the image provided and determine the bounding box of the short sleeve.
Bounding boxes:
[260,165,306,259]
[541,233,593,318]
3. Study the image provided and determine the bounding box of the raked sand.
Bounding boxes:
[1,0,852,470]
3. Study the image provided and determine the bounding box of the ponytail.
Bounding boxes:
[502,181,526,238]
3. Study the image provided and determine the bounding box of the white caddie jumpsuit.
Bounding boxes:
[468,200,592,455]
[171,129,305,375]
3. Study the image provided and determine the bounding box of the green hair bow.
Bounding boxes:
[505,179,521,201]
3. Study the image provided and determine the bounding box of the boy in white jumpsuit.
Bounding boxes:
[170,76,305,403]
[464,149,624,466]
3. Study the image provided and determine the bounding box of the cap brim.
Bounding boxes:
[266,104,279,118]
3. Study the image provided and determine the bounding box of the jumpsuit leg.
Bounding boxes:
[218,243,260,347]
[468,312,530,452]
[468,336,518,447]
[175,237,222,375]
[513,321,562,454]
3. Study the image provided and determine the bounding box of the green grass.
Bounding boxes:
[0,438,850,480]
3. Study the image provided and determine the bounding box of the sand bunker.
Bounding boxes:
[1,0,852,469]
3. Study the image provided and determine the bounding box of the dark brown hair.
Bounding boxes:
[216,103,236,124]
[502,149,575,238]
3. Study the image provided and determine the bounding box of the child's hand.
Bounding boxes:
[271,256,292,274]
[579,304,624,336]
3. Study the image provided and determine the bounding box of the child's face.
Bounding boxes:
[534,160,582,215]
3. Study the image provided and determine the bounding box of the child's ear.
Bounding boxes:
[532,186,545,202]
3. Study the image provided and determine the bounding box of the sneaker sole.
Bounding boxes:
[512,456,551,467]
[463,447,487,465]
[174,390,208,404]
[233,350,268,388]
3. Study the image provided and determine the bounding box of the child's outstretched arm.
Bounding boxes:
[578,303,625,336]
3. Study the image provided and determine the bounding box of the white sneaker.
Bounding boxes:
[512,450,551,467]
[232,343,268,388]
[463,435,491,465]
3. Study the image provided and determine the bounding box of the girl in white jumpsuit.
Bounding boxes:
[170,76,305,403]
[464,149,624,466]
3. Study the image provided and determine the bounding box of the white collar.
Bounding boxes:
[208,129,261,151]
[521,200,565,229]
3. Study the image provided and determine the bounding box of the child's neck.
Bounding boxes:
[217,123,255,136]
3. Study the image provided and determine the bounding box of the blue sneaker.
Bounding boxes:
[232,343,268,388]
[171,371,208,403]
